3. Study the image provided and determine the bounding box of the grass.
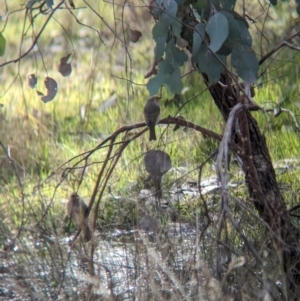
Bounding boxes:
[1,1,300,299]
[1,1,300,218]
[0,0,299,227]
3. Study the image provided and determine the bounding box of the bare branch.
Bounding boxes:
[0,1,65,68]
[259,30,300,66]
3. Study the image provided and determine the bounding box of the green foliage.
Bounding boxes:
[206,12,229,53]
[267,0,288,6]
[147,39,188,95]
[192,23,205,57]
[232,44,258,82]
[149,2,190,96]
[269,0,278,5]
[147,0,259,95]
[26,0,53,9]
[194,44,226,83]
[221,0,237,9]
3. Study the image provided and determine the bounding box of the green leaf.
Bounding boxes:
[45,0,53,8]
[269,0,277,5]
[206,12,229,53]
[147,60,173,95]
[236,20,252,46]
[164,66,183,95]
[232,44,258,83]
[155,36,167,60]
[216,43,233,56]
[160,0,178,25]
[173,0,185,6]
[165,41,188,66]
[220,0,236,10]
[220,11,240,44]
[159,59,174,74]
[152,22,168,40]
[152,22,168,60]
[171,19,182,39]
[26,0,42,9]
[194,0,210,21]
[192,23,206,58]
[195,44,226,83]
[147,72,165,96]
[172,19,188,48]
[172,18,188,49]
[194,0,209,11]
[0,33,6,56]
[146,57,184,96]
[216,11,240,56]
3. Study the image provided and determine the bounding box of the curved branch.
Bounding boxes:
[259,30,300,66]
[0,1,65,68]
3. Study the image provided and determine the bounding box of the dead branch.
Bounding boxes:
[259,30,300,66]
[0,1,65,68]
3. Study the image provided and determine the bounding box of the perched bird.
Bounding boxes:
[67,192,92,242]
[143,96,161,141]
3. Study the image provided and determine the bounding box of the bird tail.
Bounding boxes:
[149,127,156,141]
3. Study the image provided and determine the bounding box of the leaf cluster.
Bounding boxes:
[147,0,259,96]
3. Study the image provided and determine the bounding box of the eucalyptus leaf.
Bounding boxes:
[172,19,188,48]
[216,11,240,56]
[206,13,229,53]
[173,0,185,6]
[159,59,174,74]
[172,19,183,39]
[166,41,188,66]
[164,66,183,95]
[192,23,206,58]
[195,44,226,83]
[26,0,42,9]
[155,36,167,60]
[232,44,258,83]
[160,0,178,26]
[220,11,240,44]
[194,0,209,11]
[152,22,168,40]
[220,0,236,10]
[236,20,252,46]
[269,0,277,5]
[147,60,174,95]
[216,43,233,56]
[45,0,53,8]
[194,0,210,21]
[147,72,165,96]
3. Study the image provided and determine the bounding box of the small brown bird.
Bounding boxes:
[143,96,161,141]
[67,192,92,242]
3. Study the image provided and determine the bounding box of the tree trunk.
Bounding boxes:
[204,73,300,300]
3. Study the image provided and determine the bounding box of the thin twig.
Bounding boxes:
[0,1,65,68]
[259,30,300,66]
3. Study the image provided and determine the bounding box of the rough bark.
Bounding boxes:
[204,73,300,300]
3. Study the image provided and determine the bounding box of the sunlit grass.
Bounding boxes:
[2,3,300,300]
[1,0,300,230]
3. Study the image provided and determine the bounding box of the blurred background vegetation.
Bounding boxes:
[1,0,300,300]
